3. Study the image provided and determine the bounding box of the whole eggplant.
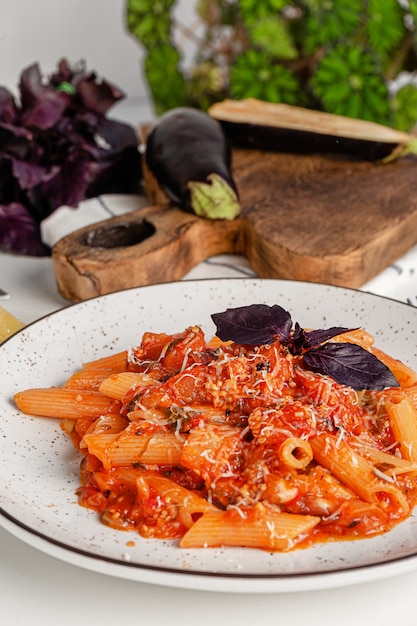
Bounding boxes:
[145,107,240,220]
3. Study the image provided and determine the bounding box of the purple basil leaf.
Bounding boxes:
[95,117,141,153]
[290,324,354,354]
[303,342,399,390]
[0,122,33,161]
[19,63,44,110]
[302,327,353,347]
[33,153,93,211]
[76,76,124,115]
[12,160,60,190]
[0,87,18,123]
[21,90,69,130]
[86,146,143,196]
[290,322,306,355]
[0,203,49,255]
[0,59,141,255]
[211,303,292,345]
[0,121,33,141]
[49,58,84,87]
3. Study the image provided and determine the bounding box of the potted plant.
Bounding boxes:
[126,0,417,130]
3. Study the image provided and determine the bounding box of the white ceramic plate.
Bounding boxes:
[2,278,417,593]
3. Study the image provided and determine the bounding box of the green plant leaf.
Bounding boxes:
[197,0,240,26]
[407,0,417,23]
[366,0,405,57]
[126,0,175,48]
[144,44,187,114]
[239,0,287,24]
[230,49,302,104]
[302,0,362,55]
[391,83,417,131]
[248,16,298,60]
[187,62,225,110]
[311,44,390,124]
[125,0,415,125]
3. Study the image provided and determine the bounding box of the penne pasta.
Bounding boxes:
[79,413,129,449]
[278,437,313,469]
[331,328,375,349]
[404,383,417,409]
[385,392,417,462]
[310,434,409,515]
[180,504,320,551]
[14,388,121,419]
[83,428,185,470]
[62,368,115,390]
[82,350,128,371]
[349,438,417,475]
[136,473,215,529]
[138,432,185,465]
[14,313,417,552]
[180,423,244,485]
[370,347,417,388]
[99,371,159,400]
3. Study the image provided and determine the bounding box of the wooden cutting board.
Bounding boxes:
[52,148,417,302]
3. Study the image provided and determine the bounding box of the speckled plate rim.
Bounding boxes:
[2,278,417,593]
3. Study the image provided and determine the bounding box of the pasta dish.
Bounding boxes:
[14,303,417,552]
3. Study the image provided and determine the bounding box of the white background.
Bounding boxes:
[0,0,197,110]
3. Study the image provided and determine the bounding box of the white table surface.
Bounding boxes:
[2,246,417,625]
[3,99,417,624]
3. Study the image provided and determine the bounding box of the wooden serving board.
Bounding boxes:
[52,148,417,302]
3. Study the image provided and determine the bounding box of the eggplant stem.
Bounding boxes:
[382,138,417,163]
[187,173,240,220]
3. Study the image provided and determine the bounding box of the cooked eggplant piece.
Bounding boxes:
[145,107,240,220]
[208,98,417,162]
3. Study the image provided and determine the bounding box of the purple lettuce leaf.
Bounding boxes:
[0,203,49,255]
[211,303,292,345]
[303,342,399,390]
